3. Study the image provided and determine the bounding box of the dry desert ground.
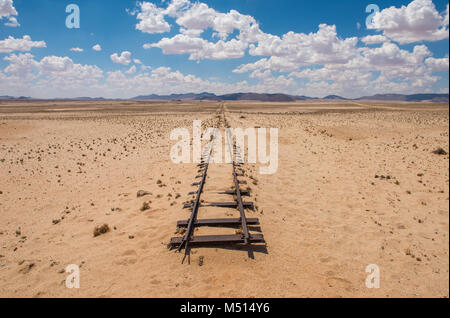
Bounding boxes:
[0,100,448,298]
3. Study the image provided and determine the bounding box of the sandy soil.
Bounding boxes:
[0,100,448,298]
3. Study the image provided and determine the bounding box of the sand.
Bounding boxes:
[0,100,448,298]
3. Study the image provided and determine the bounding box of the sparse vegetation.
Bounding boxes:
[432,147,447,155]
[93,224,110,237]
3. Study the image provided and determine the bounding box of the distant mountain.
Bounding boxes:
[0,95,32,100]
[218,93,320,101]
[132,92,219,101]
[1,93,448,103]
[41,97,108,101]
[406,94,449,102]
[426,96,450,103]
[131,92,448,102]
[219,93,296,102]
[68,97,106,101]
[292,95,319,101]
[357,94,406,101]
[323,95,349,100]
[133,92,317,102]
[357,93,449,102]
[192,93,222,101]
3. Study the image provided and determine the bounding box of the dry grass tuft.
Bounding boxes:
[93,224,110,237]
[432,147,448,155]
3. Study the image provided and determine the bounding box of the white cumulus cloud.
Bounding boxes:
[3,53,103,82]
[0,0,17,17]
[148,34,247,60]
[425,56,449,72]
[140,0,263,60]
[1,0,448,99]
[110,51,132,65]
[135,2,170,34]
[372,0,449,44]
[361,35,389,45]
[4,16,18,27]
[0,0,19,27]
[125,65,136,74]
[0,35,46,53]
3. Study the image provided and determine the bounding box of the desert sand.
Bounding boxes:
[0,100,448,298]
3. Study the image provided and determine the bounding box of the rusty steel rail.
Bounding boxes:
[226,130,250,244]
[169,125,265,263]
[176,137,215,264]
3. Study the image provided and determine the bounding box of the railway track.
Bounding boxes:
[169,107,265,264]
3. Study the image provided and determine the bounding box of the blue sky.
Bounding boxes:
[0,0,448,98]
